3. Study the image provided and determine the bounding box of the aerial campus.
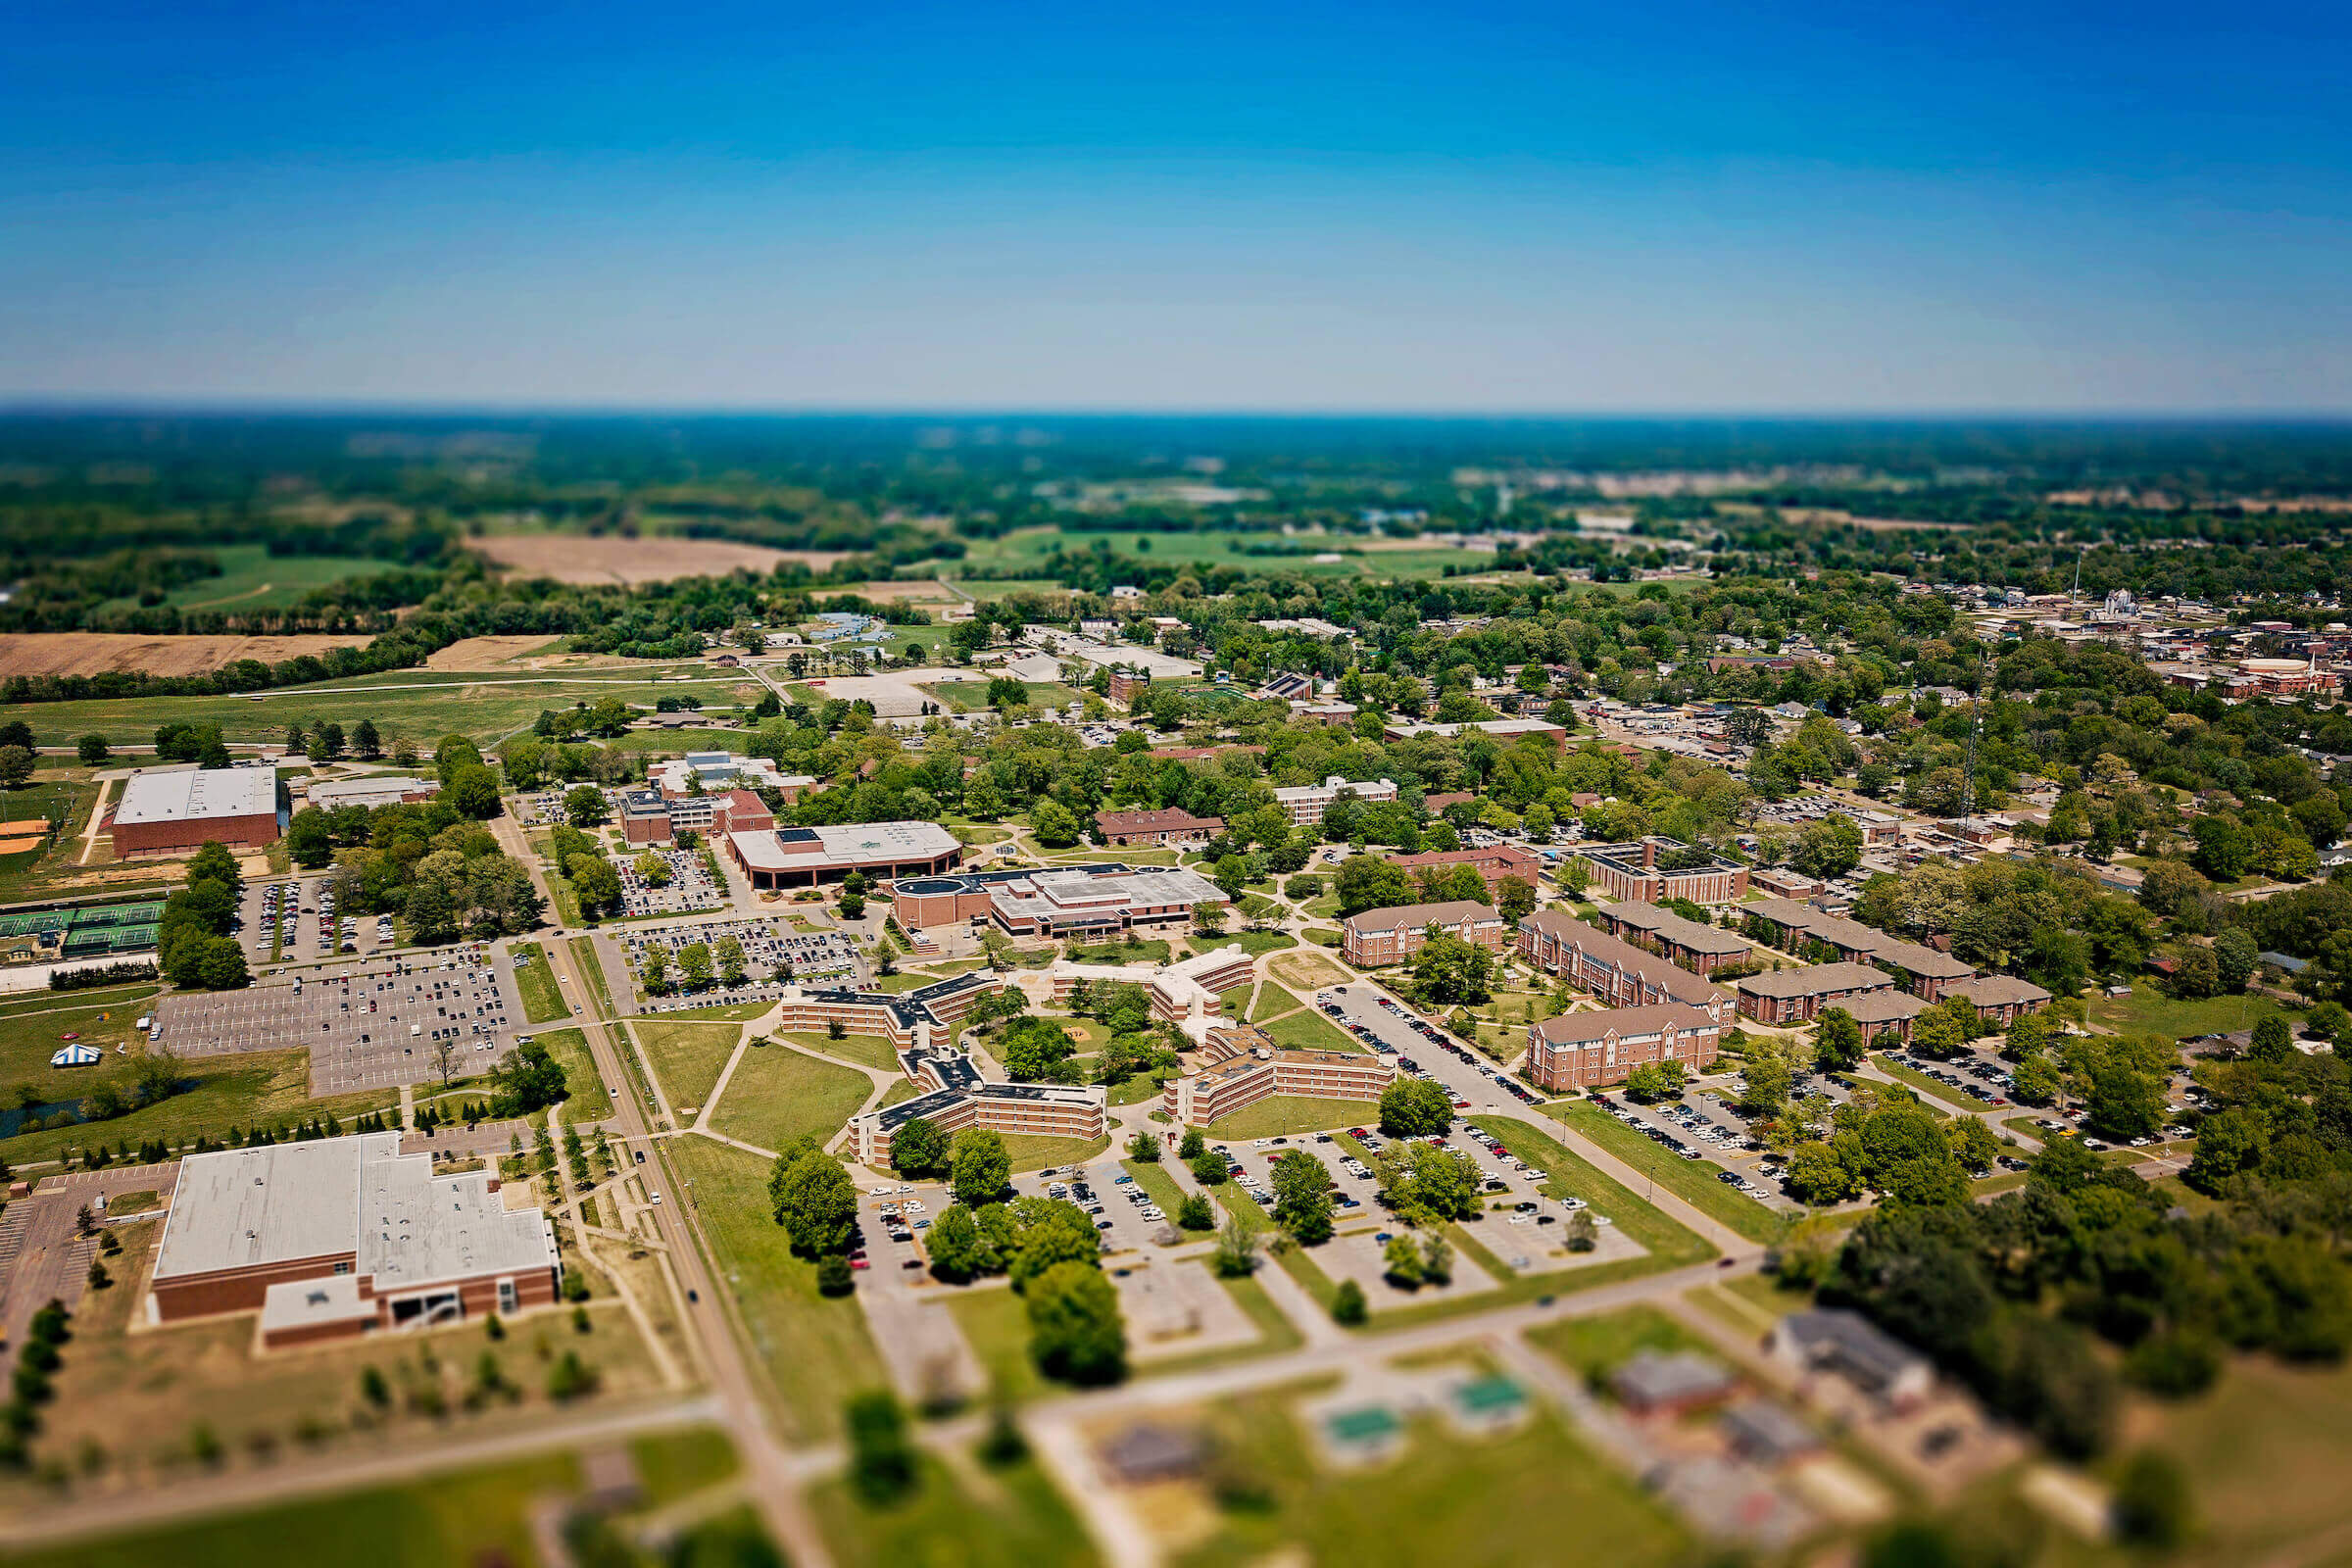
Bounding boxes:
[0,419,2345,1568]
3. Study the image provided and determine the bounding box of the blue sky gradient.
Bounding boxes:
[5,0,2349,411]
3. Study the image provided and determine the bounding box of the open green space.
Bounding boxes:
[1546,1102,1781,1244]
[2088,983,2289,1042]
[627,1425,742,1508]
[0,1449,582,1568]
[1869,1054,1980,1112]
[1170,1391,1682,1568]
[1202,1095,1373,1140]
[0,982,159,1020]
[1259,1006,1363,1054]
[533,1026,610,1123]
[637,999,773,1022]
[660,1137,887,1442]
[138,543,408,612]
[1003,1131,1111,1171]
[1248,986,1298,1023]
[635,1018,743,1110]
[955,525,1495,584]
[878,1080,917,1108]
[780,1029,904,1074]
[510,941,568,1023]
[0,780,106,903]
[1,1046,397,1167]
[947,1287,1046,1403]
[13,667,748,749]
[1526,1302,1707,1376]
[707,1044,872,1153]
[808,1450,1099,1568]
[917,680,1092,716]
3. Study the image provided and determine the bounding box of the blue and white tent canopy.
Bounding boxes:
[50,1043,101,1068]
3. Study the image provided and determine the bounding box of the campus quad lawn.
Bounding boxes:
[1201,1095,1371,1140]
[1259,1006,1364,1054]
[781,1029,904,1073]
[627,1425,741,1507]
[1547,1102,1781,1245]
[0,1048,397,1167]
[0,1451,582,1568]
[659,1138,888,1443]
[531,1026,611,1124]
[808,1451,1098,1568]
[1002,1131,1111,1171]
[509,941,569,1024]
[632,1018,743,1110]
[2088,982,2290,1041]
[707,1044,872,1152]
[648,1000,776,1021]
[878,1079,918,1108]
[1171,1396,1685,1568]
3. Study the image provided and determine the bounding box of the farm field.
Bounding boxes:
[475,531,851,583]
[0,632,368,680]
[951,525,1496,581]
[137,543,407,612]
[9,667,756,748]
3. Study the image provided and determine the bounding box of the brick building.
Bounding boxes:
[1594,901,1754,977]
[1517,911,1733,1011]
[1943,972,2052,1027]
[112,766,283,859]
[1739,899,1977,998]
[1735,962,1896,1026]
[890,862,1225,940]
[1041,945,1254,1031]
[1270,775,1399,826]
[1572,838,1749,905]
[1527,1002,1727,1092]
[622,786,774,847]
[1094,807,1226,848]
[723,819,961,889]
[1389,844,1543,897]
[1162,1024,1396,1126]
[1839,988,1930,1045]
[1340,900,1505,966]
[148,1133,559,1348]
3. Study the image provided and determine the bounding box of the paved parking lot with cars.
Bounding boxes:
[618,845,727,917]
[243,875,398,965]
[622,916,860,1008]
[155,948,523,1094]
[1315,983,1546,1116]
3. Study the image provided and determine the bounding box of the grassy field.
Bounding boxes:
[955,524,1497,583]
[1121,1155,1192,1222]
[916,680,1090,715]
[706,1044,872,1152]
[510,941,568,1023]
[144,544,408,612]
[532,1026,610,1124]
[1249,986,1299,1022]
[635,1018,743,1110]
[947,1287,1045,1402]
[1258,1005,1364,1054]
[0,986,154,1093]
[628,1424,740,1506]
[1546,1103,1781,1244]
[1170,1394,1682,1568]
[808,1450,1099,1568]
[0,779,108,903]
[1202,1095,1374,1140]
[2088,983,2290,1041]
[0,1047,397,1167]
[1003,1131,1112,1171]
[0,1449,582,1568]
[1526,1302,1708,1376]
[660,1137,888,1442]
[13,666,750,748]
[780,1029,904,1074]
[1214,929,1299,958]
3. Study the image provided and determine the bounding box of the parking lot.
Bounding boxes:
[1315,982,1547,1116]
[618,846,726,917]
[1590,1081,1808,1210]
[154,949,522,1094]
[619,916,862,1011]
[242,874,398,965]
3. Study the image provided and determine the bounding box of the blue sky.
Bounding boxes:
[4,0,2349,411]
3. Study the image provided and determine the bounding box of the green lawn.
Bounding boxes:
[1120,1157,1194,1226]
[1170,1396,1682,1568]
[917,681,1090,715]
[1259,1007,1364,1054]
[634,1019,743,1111]
[1217,929,1298,958]
[878,1080,917,1108]
[1202,1096,1373,1140]
[808,1451,1099,1568]
[1,1047,396,1167]
[1002,1131,1111,1171]
[947,1287,1046,1403]
[1546,1103,1781,1244]
[1868,1054,1978,1113]
[533,1026,611,1124]
[2089,983,2290,1041]
[0,1449,581,1568]
[510,941,569,1024]
[706,1044,872,1152]
[660,1137,889,1443]
[0,779,108,904]
[1526,1303,1707,1377]
[152,544,408,612]
[628,1425,741,1508]
[781,1029,904,1074]
[635,999,773,1022]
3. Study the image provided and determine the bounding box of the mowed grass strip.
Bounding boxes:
[509,941,568,1024]
[808,1451,1098,1568]
[1472,1117,1715,1267]
[778,1029,903,1074]
[1259,1006,1364,1054]
[661,1137,888,1443]
[633,1019,744,1111]
[531,1026,610,1124]
[1546,1102,1780,1245]
[706,1044,872,1153]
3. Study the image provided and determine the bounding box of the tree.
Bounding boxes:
[1740,1049,1792,1114]
[678,942,714,988]
[1269,1150,1336,1244]
[196,935,249,990]
[1377,1143,1482,1226]
[2112,1449,2192,1549]
[1000,1017,1079,1082]
[816,1253,854,1296]
[1130,1130,1161,1162]
[1189,1149,1229,1186]
[564,785,610,827]
[1813,1007,1865,1072]
[1407,931,1495,1004]
[1382,1233,1424,1288]
[1331,1279,1368,1324]
[1565,1210,1598,1251]
[74,735,109,765]
[1025,1260,1125,1385]
[1176,1194,1215,1231]
[1790,815,1864,879]
[768,1148,858,1255]
[2184,1107,2267,1194]
[1787,1140,1859,1205]
[926,1204,986,1283]
[950,1127,1011,1207]
[1378,1077,1452,1138]
[2250,1012,2294,1064]
[846,1391,916,1503]
[1622,1060,1687,1103]
[0,745,35,789]
[1945,1116,2000,1172]
[1335,854,1416,916]
[1031,801,1080,847]
[352,718,382,759]
[1493,874,1538,925]
[2214,928,2260,994]
[715,934,748,986]
[1210,1212,1258,1278]
[568,854,622,915]
[891,1116,947,1177]
[1177,1127,1205,1160]
[2012,1053,2061,1105]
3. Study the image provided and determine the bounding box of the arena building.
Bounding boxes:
[112,765,284,859]
[724,819,961,889]
[147,1132,559,1348]
[889,862,1225,940]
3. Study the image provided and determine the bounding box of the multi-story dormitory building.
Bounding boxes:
[1340,901,1508,966]
[1594,901,1756,978]
[1518,911,1736,1012]
[1738,898,1976,998]
[1160,1024,1396,1126]
[1571,837,1750,905]
[770,970,1010,1050]
[1516,911,1737,1091]
[1038,945,1255,1034]
[848,1040,1108,1165]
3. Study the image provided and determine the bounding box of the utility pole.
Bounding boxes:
[1958,649,1986,839]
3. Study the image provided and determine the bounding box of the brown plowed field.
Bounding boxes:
[0,633,361,679]
[476,533,851,584]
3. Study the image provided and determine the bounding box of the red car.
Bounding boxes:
[849,1256,871,1270]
